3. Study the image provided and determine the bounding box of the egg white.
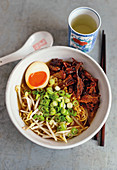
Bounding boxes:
[25,61,50,89]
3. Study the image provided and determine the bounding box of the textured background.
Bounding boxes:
[0,0,116,170]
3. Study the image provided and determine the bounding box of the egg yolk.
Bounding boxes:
[28,71,47,87]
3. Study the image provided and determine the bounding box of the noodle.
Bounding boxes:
[16,85,88,143]
[15,58,100,143]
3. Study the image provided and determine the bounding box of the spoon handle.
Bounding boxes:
[0,45,52,66]
[0,48,30,66]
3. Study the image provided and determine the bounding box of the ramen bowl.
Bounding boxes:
[6,46,111,149]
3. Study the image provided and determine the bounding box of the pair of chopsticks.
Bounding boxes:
[94,30,106,146]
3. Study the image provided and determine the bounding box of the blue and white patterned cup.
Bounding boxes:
[68,7,101,53]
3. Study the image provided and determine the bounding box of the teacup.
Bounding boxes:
[68,7,101,53]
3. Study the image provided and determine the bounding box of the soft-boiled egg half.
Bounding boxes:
[25,61,50,89]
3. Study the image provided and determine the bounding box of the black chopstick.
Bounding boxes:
[94,30,106,146]
[100,30,106,73]
[100,30,106,146]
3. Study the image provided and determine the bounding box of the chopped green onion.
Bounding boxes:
[37,88,44,93]
[32,90,38,95]
[59,98,65,108]
[50,102,54,107]
[45,99,50,106]
[67,102,73,108]
[47,87,53,94]
[38,105,43,111]
[65,110,69,115]
[33,114,44,121]
[61,108,68,115]
[33,114,37,119]
[49,93,59,100]
[66,93,71,98]
[64,98,70,103]
[67,133,73,138]
[36,93,40,100]
[71,128,78,135]
[43,112,50,117]
[55,107,61,112]
[73,111,77,116]
[55,86,60,91]
[40,99,50,106]
[56,98,62,102]
[55,112,61,116]
[60,102,64,108]
[66,115,73,123]
[68,108,73,115]
[73,100,79,106]
[37,88,45,95]
[55,116,61,122]
[38,115,44,121]
[44,94,49,99]
[60,115,66,122]
[24,90,31,94]
[58,122,67,131]
[68,109,77,116]
[38,105,49,113]
[44,107,49,113]
[50,108,56,115]
[52,101,58,106]
[49,78,55,86]
[58,90,65,96]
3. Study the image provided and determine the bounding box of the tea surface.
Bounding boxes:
[71,14,97,34]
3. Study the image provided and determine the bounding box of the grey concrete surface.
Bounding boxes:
[0,0,116,170]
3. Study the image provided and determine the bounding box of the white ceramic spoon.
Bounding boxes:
[0,31,53,66]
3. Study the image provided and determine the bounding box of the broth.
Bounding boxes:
[15,58,100,143]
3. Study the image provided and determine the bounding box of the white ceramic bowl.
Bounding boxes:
[6,46,112,149]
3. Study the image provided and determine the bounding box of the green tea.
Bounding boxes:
[71,14,97,34]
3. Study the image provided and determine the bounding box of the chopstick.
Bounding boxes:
[101,30,106,73]
[94,30,106,146]
[100,30,106,146]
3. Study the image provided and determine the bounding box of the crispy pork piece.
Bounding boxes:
[86,101,100,125]
[76,63,84,99]
[62,74,76,87]
[50,59,63,66]
[72,58,83,66]
[63,61,72,67]
[52,70,66,79]
[49,65,60,72]
[66,67,76,74]
[79,94,100,104]
[68,85,74,93]
[86,81,97,94]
